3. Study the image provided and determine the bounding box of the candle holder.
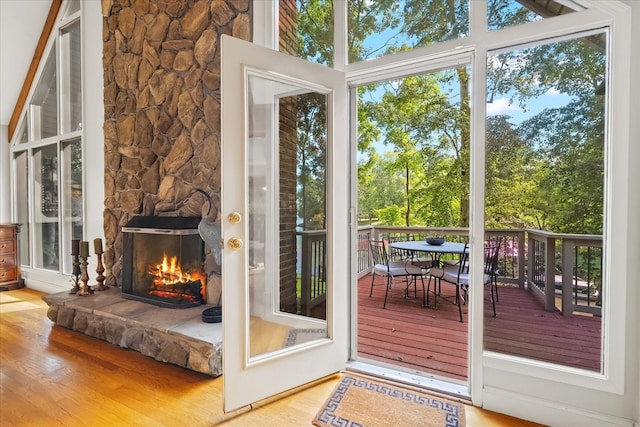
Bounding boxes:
[94,251,108,291]
[69,254,81,294]
[78,255,94,296]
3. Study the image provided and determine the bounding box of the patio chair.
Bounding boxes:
[388,235,412,262]
[484,237,502,308]
[369,239,412,309]
[404,259,431,307]
[427,239,501,322]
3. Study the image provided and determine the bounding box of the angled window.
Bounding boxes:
[10,1,83,275]
[30,47,58,139]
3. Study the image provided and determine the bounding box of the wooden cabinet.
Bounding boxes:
[0,224,24,291]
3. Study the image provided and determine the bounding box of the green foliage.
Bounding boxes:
[296,92,328,230]
[375,204,405,226]
[295,0,606,237]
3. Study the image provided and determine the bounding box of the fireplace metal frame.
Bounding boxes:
[121,216,205,308]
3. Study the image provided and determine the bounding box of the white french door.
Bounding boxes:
[220,35,350,412]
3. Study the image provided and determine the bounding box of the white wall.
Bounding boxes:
[81,0,105,276]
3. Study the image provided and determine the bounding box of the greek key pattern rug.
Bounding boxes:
[313,374,465,427]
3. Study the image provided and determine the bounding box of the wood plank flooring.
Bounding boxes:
[0,288,544,426]
[358,273,602,380]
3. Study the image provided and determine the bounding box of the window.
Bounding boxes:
[265,0,630,395]
[484,31,607,372]
[488,0,580,31]
[281,0,470,65]
[10,1,83,275]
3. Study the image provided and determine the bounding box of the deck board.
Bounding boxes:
[357,273,602,381]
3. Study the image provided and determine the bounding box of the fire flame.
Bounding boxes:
[148,253,206,300]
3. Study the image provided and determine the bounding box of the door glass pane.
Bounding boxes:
[247,73,329,360]
[488,0,580,31]
[34,145,60,270]
[14,151,30,266]
[62,139,83,274]
[30,47,58,139]
[60,20,82,134]
[484,31,606,373]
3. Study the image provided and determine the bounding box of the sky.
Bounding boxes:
[350,0,579,157]
[486,88,573,125]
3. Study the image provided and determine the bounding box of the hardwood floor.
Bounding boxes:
[0,289,543,426]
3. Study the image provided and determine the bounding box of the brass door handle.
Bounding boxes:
[228,212,242,224]
[228,237,244,250]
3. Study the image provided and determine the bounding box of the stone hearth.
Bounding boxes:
[42,288,222,377]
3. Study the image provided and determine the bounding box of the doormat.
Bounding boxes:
[283,328,326,347]
[313,374,465,427]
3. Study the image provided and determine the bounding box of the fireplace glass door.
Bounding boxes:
[122,217,205,308]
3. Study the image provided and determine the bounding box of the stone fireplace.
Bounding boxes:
[100,0,250,305]
[121,216,205,308]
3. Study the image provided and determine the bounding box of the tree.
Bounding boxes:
[498,36,607,234]
[296,92,328,230]
[365,73,457,226]
[401,0,471,225]
[485,115,544,228]
[358,152,405,225]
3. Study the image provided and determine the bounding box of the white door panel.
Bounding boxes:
[221,35,349,412]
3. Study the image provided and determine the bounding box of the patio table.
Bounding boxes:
[390,240,469,310]
[389,240,468,262]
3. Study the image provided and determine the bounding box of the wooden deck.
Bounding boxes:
[357,273,602,382]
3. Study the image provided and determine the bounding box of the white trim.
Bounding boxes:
[347,360,470,400]
[483,386,635,427]
[348,86,359,363]
[333,0,347,71]
[599,0,632,397]
[251,0,276,49]
[346,48,473,87]
[20,267,72,294]
[487,27,607,56]
[469,45,487,408]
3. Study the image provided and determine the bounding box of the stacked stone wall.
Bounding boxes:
[101,0,251,304]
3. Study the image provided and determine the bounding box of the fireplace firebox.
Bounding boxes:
[122,216,205,308]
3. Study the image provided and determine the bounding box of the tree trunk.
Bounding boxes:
[457,66,470,228]
[405,165,411,226]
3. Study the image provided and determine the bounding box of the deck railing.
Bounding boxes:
[527,229,602,315]
[297,230,327,316]
[299,226,602,317]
